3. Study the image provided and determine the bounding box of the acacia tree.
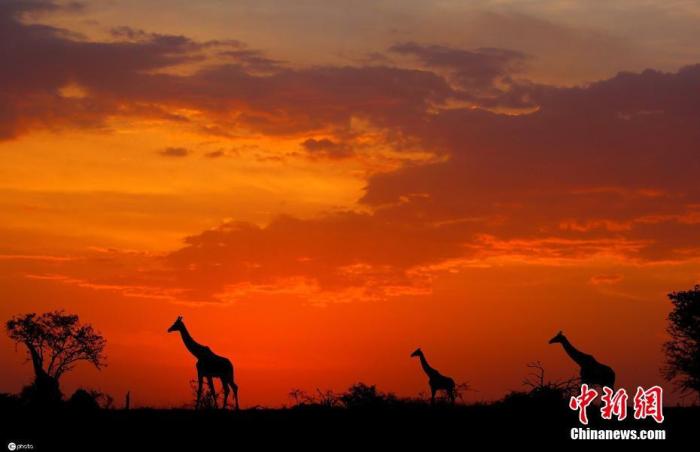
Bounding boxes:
[663,286,700,398]
[6,311,107,384]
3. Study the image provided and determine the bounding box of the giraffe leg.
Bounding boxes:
[207,376,218,408]
[430,387,436,405]
[222,377,229,409]
[196,375,203,410]
[231,381,239,410]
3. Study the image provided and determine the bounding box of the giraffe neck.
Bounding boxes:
[418,353,438,377]
[178,324,207,358]
[560,337,589,367]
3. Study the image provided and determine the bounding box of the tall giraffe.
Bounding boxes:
[549,331,615,388]
[168,316,239,410]
[410,348,456,404]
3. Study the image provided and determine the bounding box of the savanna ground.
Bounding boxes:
[2,387,697,449]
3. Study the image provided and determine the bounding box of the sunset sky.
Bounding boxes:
[2,0,700,407]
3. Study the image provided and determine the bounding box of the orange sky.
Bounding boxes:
[2,0,700,407]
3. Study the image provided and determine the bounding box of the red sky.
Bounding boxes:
[2,0,700,407]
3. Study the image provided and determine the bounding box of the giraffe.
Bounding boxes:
[168,316,239,410]
[549,331,615,388]
[410,348,456,404]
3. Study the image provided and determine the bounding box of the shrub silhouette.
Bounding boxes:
[68,389,100,411]
[288,388,340,408]
[18,380,63,408]
[288,388,315,406]
[287,383,401,409]
[340,383,397,409]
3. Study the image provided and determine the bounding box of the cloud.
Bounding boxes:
[360,65,700,265]
[589,274,624,286]
[11,62,699,304]
[388,42,539,109]
[363,66,700,204]
[0,0,211,139]
[1,1,308,139]
[158,147,190,157]
[218,49,284,72]
[4,2,700,303]
[2,2,539,141]
[164,211,462,300]
[300,138,353,159]
[204,150,225,158]
[149,63,700,301]
[390,42,528,93]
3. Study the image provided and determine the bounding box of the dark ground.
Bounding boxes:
[1,400,697,450]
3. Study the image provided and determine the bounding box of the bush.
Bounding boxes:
[68,389,100,411]
[340,383,397,409]
[19,381,62,408]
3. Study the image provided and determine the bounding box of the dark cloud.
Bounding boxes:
[0,2,512,140]
[153,63,700,300]
[158,147,190,157]
[364,65,700,207]
[300,138,353,159]
[165,210,464,299]
[175,64,453,135]
[204,150,225,158]
[0,0,82,16]
[218,49,283,72]
[360,65,700,262]
[390,42,527,82]
[390,42,530,105]
[0,0,211,139]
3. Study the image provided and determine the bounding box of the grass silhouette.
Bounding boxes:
[1,382,696,448]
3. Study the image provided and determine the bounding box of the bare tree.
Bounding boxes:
[523,361,578,396]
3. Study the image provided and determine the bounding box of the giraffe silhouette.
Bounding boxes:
[549,331,615,388]
[410,348,456,404]
[168,316,239,410]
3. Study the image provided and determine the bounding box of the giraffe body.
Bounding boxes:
[168,316,240,410]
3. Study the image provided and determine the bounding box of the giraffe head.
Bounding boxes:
[167,316,184,333]
[410,348,423,358]
[548,330,565,344]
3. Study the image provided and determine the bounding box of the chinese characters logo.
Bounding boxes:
[569,384,664,424]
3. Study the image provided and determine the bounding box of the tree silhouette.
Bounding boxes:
[6,311,107,386]
[663,285,700,398]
